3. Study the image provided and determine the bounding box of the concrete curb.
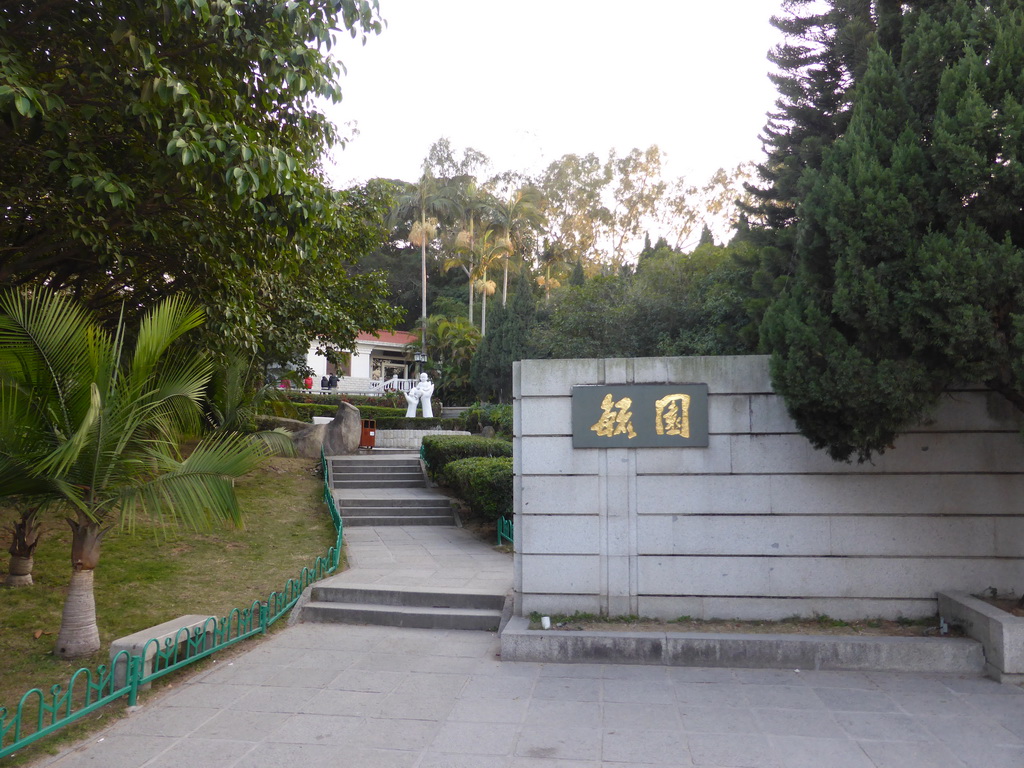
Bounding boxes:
[499,616,985,673]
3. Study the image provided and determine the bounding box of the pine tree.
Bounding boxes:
[764,3,1024,461]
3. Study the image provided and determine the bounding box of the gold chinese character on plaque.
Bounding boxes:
[655,394,691,438]
[590,393,637,439]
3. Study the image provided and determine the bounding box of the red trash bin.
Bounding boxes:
[360,419,376,450]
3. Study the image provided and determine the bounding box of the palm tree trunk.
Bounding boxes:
[5,506,41,587]
[481,269,488,337]
[420,211,428,360]
[55,514,105,659]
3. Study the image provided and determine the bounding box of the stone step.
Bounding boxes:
[310,585,506,610]
[333,478,425,489]
[331,469,424,479]
[301,602,502,631]
[339,498,452,509]
[341,505,452,516]
[343,515,454,527]
[331,460,421,470]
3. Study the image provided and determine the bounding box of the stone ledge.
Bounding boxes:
[498,616,984,674]
[110,614,215,689]
[938,590,1024,683]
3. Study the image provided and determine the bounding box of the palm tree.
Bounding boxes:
[469,230,510,337]
[445,180,495,327]
[0,290,282,658]
[487,185,545,306]
[389,172,460,360]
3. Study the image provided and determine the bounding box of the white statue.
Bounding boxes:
[404,373,435,418]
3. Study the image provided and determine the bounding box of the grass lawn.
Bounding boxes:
[0,456,334,766]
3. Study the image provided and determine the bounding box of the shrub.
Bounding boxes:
[442,457,513,521]
[458,402,513,437]
[421,435,513,477]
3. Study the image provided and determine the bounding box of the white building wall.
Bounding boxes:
[513,356,1024,621]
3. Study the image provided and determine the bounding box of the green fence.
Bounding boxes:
[0,450,343,760]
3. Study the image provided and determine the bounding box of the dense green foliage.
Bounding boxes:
[441,457,513,521]
[530,242,757,360]
[457,403,513,437]
[0,0,400,361]
[420,435,512,481]
[763,1,1024,461]
[472,277,536,401]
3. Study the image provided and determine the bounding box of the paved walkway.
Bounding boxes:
[33,528,1024,768]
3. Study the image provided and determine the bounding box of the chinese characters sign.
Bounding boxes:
[571,384,709,448]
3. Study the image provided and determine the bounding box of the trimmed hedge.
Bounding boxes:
[421,435,512,478]
[442,457,513,521]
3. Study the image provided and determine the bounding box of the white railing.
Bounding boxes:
[369,378,417,393]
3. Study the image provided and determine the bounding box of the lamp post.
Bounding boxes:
[413,350,427,377]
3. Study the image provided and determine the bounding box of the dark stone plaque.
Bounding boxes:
[571,384,709,448]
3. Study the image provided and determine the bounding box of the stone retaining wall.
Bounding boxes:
[512,355,1024,621]
[374,429,470,450]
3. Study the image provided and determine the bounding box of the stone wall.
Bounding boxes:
[512,356,1024,621]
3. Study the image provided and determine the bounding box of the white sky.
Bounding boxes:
[323,0,790,188]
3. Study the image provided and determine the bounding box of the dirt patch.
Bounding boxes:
[532,614,958,638]
[977,594,1024,617]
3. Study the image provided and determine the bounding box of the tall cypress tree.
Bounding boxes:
[764,2,1024,461]
[471,276,537,402]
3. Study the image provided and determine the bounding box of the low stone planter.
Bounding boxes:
[375,429,470,450]
[938,591,1024,683]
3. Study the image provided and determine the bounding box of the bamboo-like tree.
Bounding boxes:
[0,290,285,658]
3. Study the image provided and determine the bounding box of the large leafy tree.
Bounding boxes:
[764,2,1024,461]
[0,290,282,658]
[0,0,393,354]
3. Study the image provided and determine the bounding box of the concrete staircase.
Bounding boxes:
[330,454,455,527]
[302,584,505,631]
[331,456,425,489]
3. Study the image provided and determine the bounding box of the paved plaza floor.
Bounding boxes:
[33,622,1024,768]
[28,521,1024,768]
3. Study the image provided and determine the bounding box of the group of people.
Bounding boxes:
[319,374,339,390]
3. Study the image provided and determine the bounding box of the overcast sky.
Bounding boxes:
[322,0,791,188]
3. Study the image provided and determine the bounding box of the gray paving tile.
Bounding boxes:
[236,742,418,768]
[461,674,537,700]
[768,735,873,768]
[192,709,286,741]
[229,685,314,714]
[742,684,822,710]
[603,701,682,731]
[524,699,603,729]
[833,711,931,741]
[448,697,530,724]
[143,739,254,768]
[533,676,602,701]
[857,739,967,768]
[753,707,845,739]
[515,725,603,761]
[375,691,457,720]
[47,734,179,767]
[678,705,760,735]
[418,754,511,768]
[602,728,690,765]
[890,690,984,717]
[674,682,750,706]
[602,679,675,704]
[949,743,1024,768]
[354,717,442,750]
[116,704,220,736]
[431,721,520,756]
[326,668,406,693]
[917,713,1024,747]
[811,686,900,713]
[301,687,387,716]
[686,731,774,767]
[733,668,805,686]
[262,712,361,745]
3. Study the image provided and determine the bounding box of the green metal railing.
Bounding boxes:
[497,515,514,545]
[0,450,343,759]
